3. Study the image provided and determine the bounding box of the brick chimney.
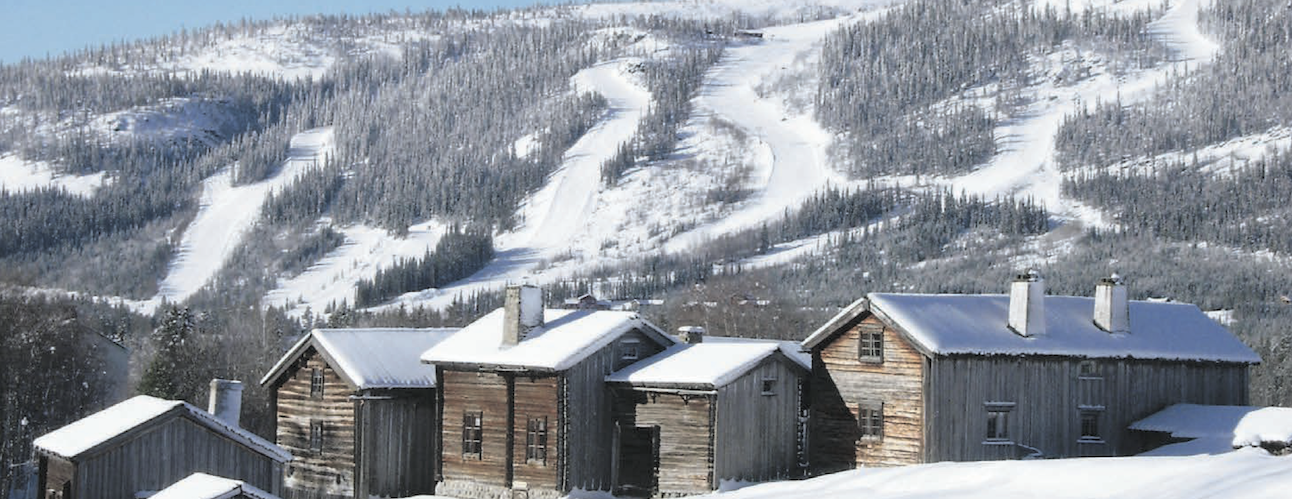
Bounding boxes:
[1008,269,1045,337]
[677,326,705,344]
[1094,274,1130,333]
[208,379,243,427]
[503,284,544,346]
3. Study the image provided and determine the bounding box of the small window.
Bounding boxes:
[526,416,548,465]
[858,401,883,441]
[462,412,483,459]
[985,403,1014,442]
[858,324,883,362]
[309,420,324,453]
[310,368,325,398]
[1078,361,1102,379]
[761,376,777,396]
[1080,410,1103,441]
[620,338,641,362]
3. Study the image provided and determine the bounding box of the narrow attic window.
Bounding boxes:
[620,338,641,362]
[761,375,778,396]
[463,412,483,459]
[858,323,884,363]
[310,368,325,399]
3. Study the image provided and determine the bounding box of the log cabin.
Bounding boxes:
[605,330,810,496]
[420,284,675,499]
[801,272,1260,473]
[260,328,457,499]
[151,472,281,499]
[31,389,290,499]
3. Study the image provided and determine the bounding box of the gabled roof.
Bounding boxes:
[1129,404,1261,440]
[150,473,280,499]
[802,293,1260,363]
[705,335,810,370]
[33,395,291,463]
[260,328,458,390]
[606,340,806,389]
[421,308,672,372]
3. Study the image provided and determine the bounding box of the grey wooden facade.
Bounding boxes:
[35,407,286,499]
[803,290,1258,472]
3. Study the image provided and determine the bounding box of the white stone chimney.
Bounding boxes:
[677,326,705,344]
[208,379,243,427]
[1008,269,1046,338]
[503,284,544,346]
[1094,274,1130,333]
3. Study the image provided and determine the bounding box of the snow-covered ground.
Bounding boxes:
[142,127,335,312]
[0,154,109,197]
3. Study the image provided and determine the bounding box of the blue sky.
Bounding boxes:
[0,0,561,64]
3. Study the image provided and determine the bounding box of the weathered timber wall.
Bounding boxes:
[73,415,281,499]
[562,329,665,493]
[440,371,510,489]
[512,376,559,490]
[715,358,802,484]
[615,390,713,496]
[809,314,925,472]
[275,349,356,498]
[37,456,73,499]
[355,390,438,498]
[925,357,1250,461]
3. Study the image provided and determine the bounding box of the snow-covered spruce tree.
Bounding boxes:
[137,306,205,401]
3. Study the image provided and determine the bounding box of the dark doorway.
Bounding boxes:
[615,425,659,497]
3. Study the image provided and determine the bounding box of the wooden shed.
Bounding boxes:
[421,285,674,499]
[150,472,281,499]
[31,395,290,499]
[606,333,810,497]
[260,328,457,499]
[800,273,1260,473]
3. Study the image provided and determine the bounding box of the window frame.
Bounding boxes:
[761,375,778,396]
[620,338,641,362]
[1079,409,1104,443]
[309,419,324,454]
[984,402,1015,443]
[310,368,325,399]
[462,411,483,459]
[526,416,548,465]
[857,323,884,363]
[857,400,884,442]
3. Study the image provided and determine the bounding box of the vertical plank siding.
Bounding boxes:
[714,359,803,485]
[615,390,714,496]
[275,350,357,499]
[925,356,1250,461]
[439,371,510,488]
[809,315,925,472]
[512,377,559,490]
[73,416,281,499]
[355,391,438,498]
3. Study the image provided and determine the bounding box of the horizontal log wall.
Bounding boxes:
[440,370,510,488]
[616,390,713,496]
[75,415,281,499]
[809,314,925,472]
[275,349,356,498]
[925,356,1250,461]
[715,358,802,484]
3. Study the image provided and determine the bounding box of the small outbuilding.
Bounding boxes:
[606,331,810,496]
[150,472,281,499]
[260,328,457,499]
[32,394,290,499]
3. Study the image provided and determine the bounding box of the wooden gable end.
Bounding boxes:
[276,348,357,497]
[809,313,927,471]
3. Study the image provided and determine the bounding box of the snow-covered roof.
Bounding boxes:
[33,395,290,462]
[260,328,458,390]
[607,341,788,389]
[421,308,670,372]
[704,336,810,369]
[1232,407,1292,449]
[150,473,279,499]
[1129,404,1261,439]
[804,293,1260,363]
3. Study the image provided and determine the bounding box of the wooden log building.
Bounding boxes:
[420,284,675,499]
[606,330,810,496]
[31,390,290,499]
[260,328,457,499]
[800,272,1260,473]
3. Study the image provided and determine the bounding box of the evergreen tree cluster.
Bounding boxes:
[354,227,495,308]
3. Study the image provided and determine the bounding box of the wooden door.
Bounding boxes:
[614,426,658,497]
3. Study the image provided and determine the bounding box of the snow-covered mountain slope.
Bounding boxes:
[145,127,334,311]
[0,154,109,197]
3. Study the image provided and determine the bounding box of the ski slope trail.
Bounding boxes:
[945,0,1217,228]
[378,58,653,311]
[660,15,872,254]
[147,127,334,311]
